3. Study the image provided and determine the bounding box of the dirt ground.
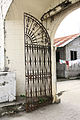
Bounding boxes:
[1,79,80,120]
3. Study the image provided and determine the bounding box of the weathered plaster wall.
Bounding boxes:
[0,72,16,103]
[0,0,13,70]
[5,1,25,95]
[5,20,25,96]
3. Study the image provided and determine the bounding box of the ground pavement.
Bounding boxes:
[1,79,80,120]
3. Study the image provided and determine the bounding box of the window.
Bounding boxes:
[70,51,77,60]
[56,51,60,62]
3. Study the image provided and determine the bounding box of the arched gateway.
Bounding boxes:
[24,13,52,111]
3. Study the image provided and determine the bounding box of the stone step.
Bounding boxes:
[0,99,26,117]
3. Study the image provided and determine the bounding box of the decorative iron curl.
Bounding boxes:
[24,13,51,46]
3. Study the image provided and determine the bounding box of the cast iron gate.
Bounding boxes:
[24,13,52,112]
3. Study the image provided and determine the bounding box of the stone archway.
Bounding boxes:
[46,1,80,101]
[50,1,80,40]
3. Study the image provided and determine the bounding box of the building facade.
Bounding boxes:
[55,34,80,78]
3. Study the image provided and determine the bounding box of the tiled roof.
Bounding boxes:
[54,33,80,47]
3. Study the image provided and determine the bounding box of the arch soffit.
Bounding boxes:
[50,2,80,40]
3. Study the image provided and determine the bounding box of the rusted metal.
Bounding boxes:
[24,13,52,112]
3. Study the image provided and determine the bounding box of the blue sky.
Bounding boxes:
[55,8,80,38]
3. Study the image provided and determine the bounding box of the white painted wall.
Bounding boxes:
[5,0,26,95]
[5,19,25,95]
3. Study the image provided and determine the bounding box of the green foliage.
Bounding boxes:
[20,95,26,97]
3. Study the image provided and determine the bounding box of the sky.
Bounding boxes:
[55,8,80,38]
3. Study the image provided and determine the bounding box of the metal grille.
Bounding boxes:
[24,13,52,112]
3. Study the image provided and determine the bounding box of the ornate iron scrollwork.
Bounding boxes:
[24,13,50,45]
[24,13,52,112]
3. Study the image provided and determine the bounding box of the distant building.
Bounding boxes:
[54,33,80,78]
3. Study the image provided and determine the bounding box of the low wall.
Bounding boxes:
[0,72,16,103]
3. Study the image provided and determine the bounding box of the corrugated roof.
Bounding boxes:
[54,33,80,47]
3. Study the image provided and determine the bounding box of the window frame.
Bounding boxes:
[70,51,77,60]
